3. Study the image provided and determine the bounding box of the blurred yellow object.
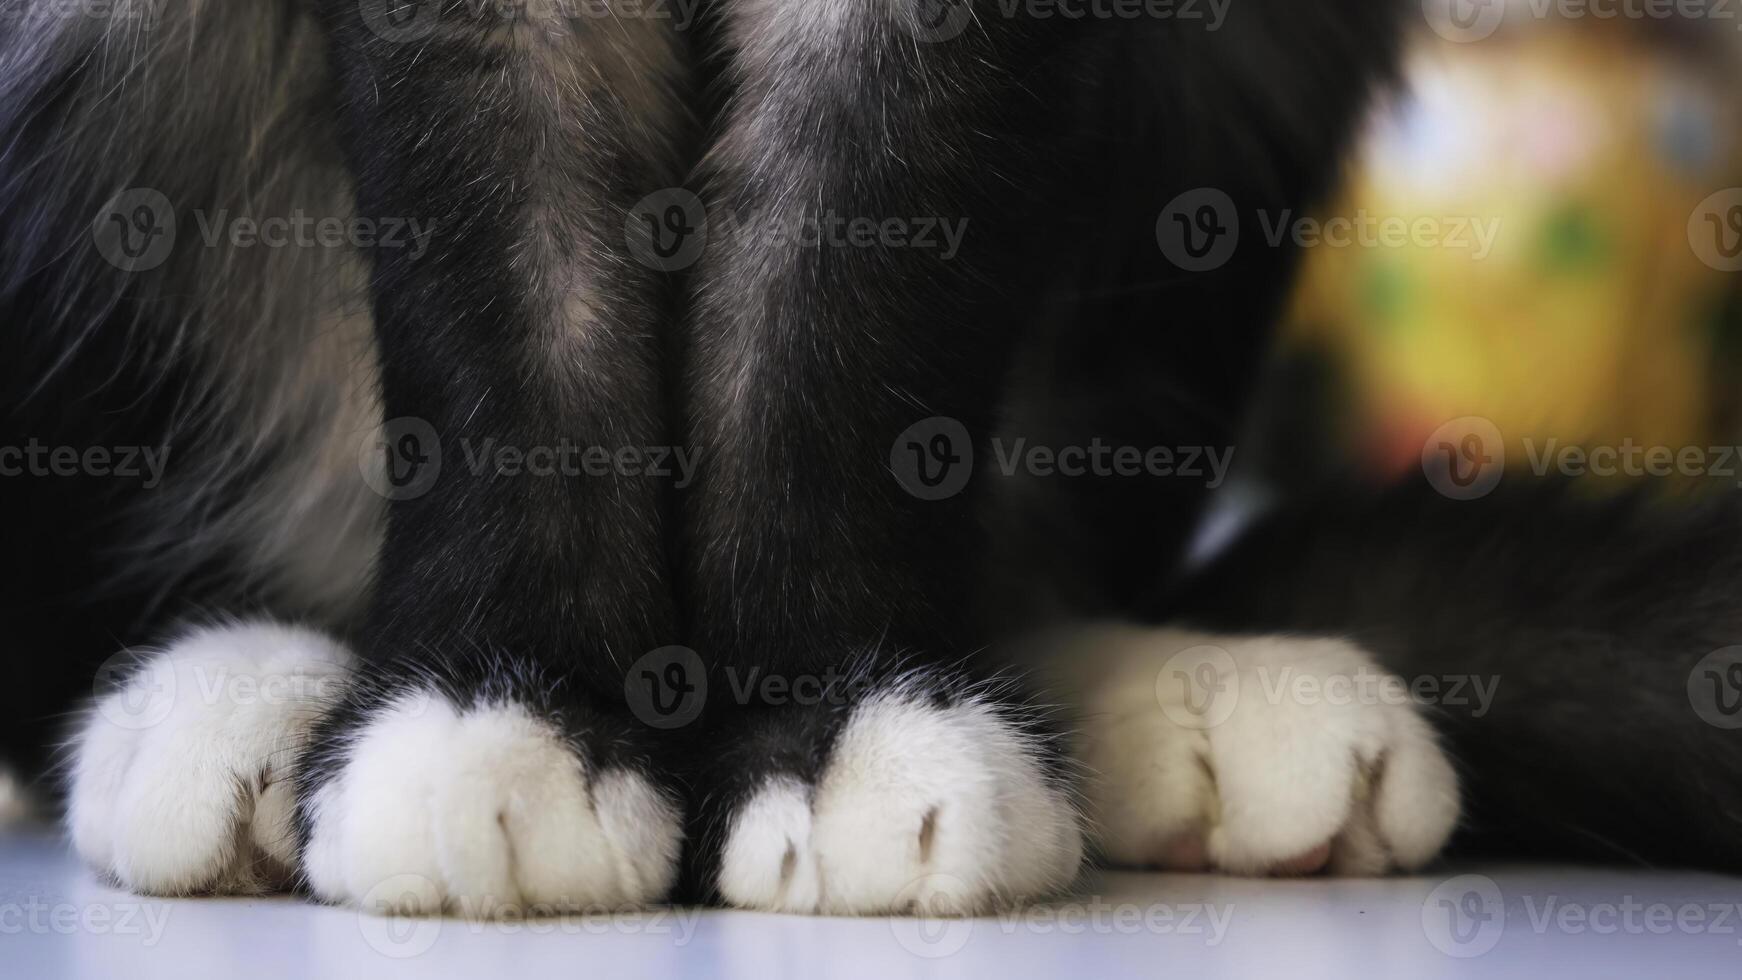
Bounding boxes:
[1286,25,1742,485]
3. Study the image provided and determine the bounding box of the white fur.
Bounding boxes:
[1025,623,1460,876]
[718,693,1083,915]
[65,620,352,894]
[302,694,680,917]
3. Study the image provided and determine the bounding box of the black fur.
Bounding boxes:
[291,0,696,814]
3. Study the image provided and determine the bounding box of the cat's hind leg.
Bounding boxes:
[1021,624,1460,877]
[3,2,382,892]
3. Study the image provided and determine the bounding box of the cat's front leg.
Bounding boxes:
[293,2,694,915]
[678,2,1097,914]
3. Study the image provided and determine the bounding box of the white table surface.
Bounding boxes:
[4,827,1738,979]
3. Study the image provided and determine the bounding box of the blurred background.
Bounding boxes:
[1270,1,1742,495]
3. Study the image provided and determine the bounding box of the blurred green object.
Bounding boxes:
[1283,22,1742,484]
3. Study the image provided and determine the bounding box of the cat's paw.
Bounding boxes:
[1030,624,1460,876]
[66,621,351,895]
[299,691,681,917]
[713,680,1084,915]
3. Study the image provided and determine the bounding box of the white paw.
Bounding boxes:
[1027,623,1460,876]
[66,620,352,894]
[301,694,681,917]
[718,692,1084,915]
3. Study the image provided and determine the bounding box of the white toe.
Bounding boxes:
[719,779,819,912]
[302,694,681,917]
